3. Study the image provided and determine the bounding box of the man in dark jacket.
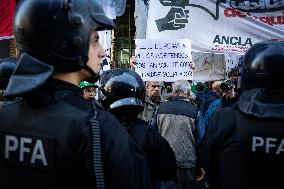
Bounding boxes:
[0,1,152,189]
[205,40,284,189]
[200,81,222,115]
[157,80,202,189]
[99,68,177,188]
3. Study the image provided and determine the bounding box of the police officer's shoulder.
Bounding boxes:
[60,92,123,135]
[92,99,105,110]
[128,118,149,134]
[61,92,93,112]
[212,106,236,125]
[51,92,97,128]
[0,99,20,114]
[89,101,128,134]
[209,106,237,140]
[134,117,148,125]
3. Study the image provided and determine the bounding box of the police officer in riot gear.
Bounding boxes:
[100,68,146,119]
[204,40,284,189]
[0,1,152,189]
[99,68,177,188]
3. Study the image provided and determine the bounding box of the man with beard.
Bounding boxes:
[138,81,163,124]
[130,56,163,123]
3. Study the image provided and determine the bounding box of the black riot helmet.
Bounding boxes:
[0,58,16,90]
[99,68,146,115]
[241,40,284,90]
[14,0,115,72]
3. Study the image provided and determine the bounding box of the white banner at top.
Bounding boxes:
[146,0,284,54]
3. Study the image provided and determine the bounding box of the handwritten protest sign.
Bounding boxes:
[135,39,193,82]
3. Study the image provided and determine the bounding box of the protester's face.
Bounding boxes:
[83,87,96,100]
[147,81,162,100]
[87,31,105,74]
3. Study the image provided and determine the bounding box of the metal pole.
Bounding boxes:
[110,30,115,68]
[128,4,132,68]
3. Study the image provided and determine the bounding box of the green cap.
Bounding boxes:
[79,81,98,89]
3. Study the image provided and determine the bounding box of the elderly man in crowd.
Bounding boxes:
[156,80,202,189]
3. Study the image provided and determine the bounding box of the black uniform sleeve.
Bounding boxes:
[203,107,237,189]
[98,110,153,189]
[145,127,177,181]
[127,118,177,182]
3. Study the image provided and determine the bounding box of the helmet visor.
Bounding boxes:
[96,0,126,19]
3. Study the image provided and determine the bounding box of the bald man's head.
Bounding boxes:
[211,81,222,97]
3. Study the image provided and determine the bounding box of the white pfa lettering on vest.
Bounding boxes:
[5,135,48,166]
[31,140,48,166]
[252,136,284,154]
[5,135,18,159]
[20,137,32,162]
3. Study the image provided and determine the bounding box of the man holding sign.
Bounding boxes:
[130,39,195,124]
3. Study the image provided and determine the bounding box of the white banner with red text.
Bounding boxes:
[146,0,284,54]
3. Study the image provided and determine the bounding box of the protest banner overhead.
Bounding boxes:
[146,0,284,54]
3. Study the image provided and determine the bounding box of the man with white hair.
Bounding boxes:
[156,80,201,189]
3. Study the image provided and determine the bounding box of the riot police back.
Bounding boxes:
[0,1,152,189]
[205,40,284,189]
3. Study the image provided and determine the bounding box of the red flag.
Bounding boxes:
[0,0,16,40]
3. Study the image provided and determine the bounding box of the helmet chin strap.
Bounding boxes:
[85,65,100,83]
